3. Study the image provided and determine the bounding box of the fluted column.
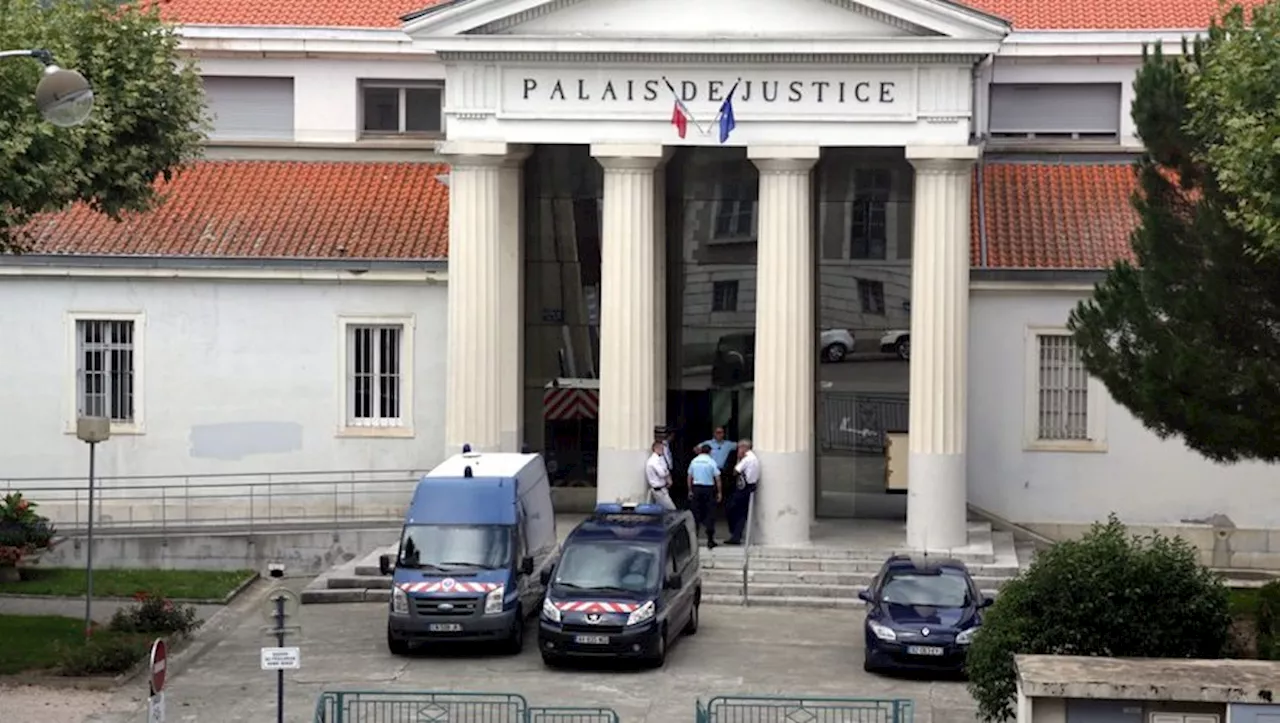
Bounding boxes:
[592,143,665,504]
[440,141,526,454]
[497,149,531,452]
[749,146,820,546]
[904,145,979,551]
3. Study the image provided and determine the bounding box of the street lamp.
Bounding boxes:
[76,416,110,639]
[0,48,94,127]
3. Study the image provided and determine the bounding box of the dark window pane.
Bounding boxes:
[404,87,443,133]
[362,87,399,132]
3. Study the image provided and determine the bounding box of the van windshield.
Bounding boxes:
[398,524,512,571]
[553,542,661,595]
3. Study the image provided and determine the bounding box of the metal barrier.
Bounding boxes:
[2,469,424,533]
[696,696,914,723]
[314,691,527,723]
[526,708,620,723]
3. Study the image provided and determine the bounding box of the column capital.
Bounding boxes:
[748,146,820,174]
[591,143,669,171]
[438,141,531,167]
[905,145,981,173]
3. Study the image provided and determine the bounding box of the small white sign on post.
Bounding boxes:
[148,691,165,723]
[260,647,301,671]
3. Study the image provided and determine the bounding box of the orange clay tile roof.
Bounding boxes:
[973,160,1138,270]
[152,0,1270,30]
[22,160,451,260]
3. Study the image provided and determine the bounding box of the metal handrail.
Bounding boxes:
[2,470,427,532]
[741,492,755,606]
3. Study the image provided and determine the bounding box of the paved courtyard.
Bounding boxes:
[74,580,978,723]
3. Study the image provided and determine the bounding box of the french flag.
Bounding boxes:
[664,77,692,139]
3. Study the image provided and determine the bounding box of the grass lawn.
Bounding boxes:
[0,568,255,599]
[0,615,85,675]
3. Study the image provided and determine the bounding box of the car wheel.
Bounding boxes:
[647,625,667,669]
[822,343,848,363]
[863,648,878,674]
[387,624,410,656]
[540,651,562,668]
[895,337,909,361]
[503,609,525,655]
[684,600,700,636]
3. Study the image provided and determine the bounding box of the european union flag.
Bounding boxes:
[718,80,740,144]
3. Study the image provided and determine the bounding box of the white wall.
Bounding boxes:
[968,288,1280,532]
[196,56,445,143]
[0,274,448,486]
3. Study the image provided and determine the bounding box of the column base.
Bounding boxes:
[905,452,968,551]
[753,449,813,546]
[595,447,650,505]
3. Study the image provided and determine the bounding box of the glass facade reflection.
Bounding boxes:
[522,145,603,488]
[814,148,914,517]
[663,148,759,487]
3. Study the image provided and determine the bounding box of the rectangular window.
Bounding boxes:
[989,83,1122,142]
[711,280,739,312]
[857,279,886,315]
[713,171,757,240]
[359,81,444,136]
[850,169,890,260]
[201,76,295,141]
[76,319,135,423]
[1024,328,1106,451]
[340,316,415,436]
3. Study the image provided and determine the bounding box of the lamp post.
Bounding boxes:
[0,48,94,127]
[76,417,110,639]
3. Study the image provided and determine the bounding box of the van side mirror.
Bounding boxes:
[980,596,995,609]
[539,567,553,586]
[665,574,683,590]
[520,556,535,575]
[857,589,873,603]
[379,554,393,576]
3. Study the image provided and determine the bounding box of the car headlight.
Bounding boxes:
[391,587,409,615]
[868,620,897,641]
[956,626,978,645]
[541,598,561,623]
[625,600,656,626]
[484,586,506,615]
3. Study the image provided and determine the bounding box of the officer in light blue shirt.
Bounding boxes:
[701,427,736,472]
[687,444,722,548]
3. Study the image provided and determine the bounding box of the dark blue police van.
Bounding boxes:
[537,503,701,668]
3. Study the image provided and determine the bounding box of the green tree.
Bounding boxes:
[0,0,207,252]
[966,516,1231,722]
[1067,3,1280,463]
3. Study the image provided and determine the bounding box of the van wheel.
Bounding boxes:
[684,601,700,636]
[646,626,667,669]
[503,611,525,655]
[387,625,410,656]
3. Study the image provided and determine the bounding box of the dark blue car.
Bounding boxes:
[858,555,993,674]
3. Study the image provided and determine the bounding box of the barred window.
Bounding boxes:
[76,319,135,423]
[347,325,403,427]
[1037,334,1089,440]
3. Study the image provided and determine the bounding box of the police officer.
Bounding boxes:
[687,444,722,548]
[725,438,760,545]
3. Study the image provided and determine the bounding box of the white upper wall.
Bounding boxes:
[968,287,1280,531]
[0,273,448,485]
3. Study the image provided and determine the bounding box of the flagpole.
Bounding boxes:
[661,76,710,136]
[710,78,743,125]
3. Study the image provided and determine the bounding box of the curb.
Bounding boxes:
[0,571,261,606]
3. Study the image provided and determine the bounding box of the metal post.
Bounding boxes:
[84,440,96,638]
[275,594,285,723]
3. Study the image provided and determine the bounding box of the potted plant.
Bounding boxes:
[0,493,57,583]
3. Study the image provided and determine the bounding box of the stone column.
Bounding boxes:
[497,149,531,452]
[440,141,526,454]
[592,143,665,504]
[749,146,820,546]
[904,145,979,551]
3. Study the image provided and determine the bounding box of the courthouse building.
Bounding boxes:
[2,0,1278,564]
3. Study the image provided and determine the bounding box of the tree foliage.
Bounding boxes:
[0,0,207,252]
[965,516,1231,723]
[1068,2,1280,463]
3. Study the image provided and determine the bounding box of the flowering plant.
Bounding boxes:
[0,492,57,575]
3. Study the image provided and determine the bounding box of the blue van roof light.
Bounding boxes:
[462,443,472,453]
[593,502,667,518]
[464,465,474,478]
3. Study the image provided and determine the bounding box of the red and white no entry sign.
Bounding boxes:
[149,638,167,695]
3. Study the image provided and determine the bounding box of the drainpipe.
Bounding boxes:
[972,54,994,269]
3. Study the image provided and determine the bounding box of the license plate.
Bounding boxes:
[429,623,462,632]
[906,645,944,656]
[573,635,610,645]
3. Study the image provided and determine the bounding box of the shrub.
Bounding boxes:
[966,515,1232,722]
[57,633,151,676]
[0,492,57,566]
[108,591,199,636]
[1256,581,1280,660]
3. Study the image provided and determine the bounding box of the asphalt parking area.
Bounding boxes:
[85,581,979,723]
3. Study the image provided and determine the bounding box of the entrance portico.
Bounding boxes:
[415,0,1008,551]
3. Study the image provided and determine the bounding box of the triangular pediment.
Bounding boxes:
[405,0,1009,41]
